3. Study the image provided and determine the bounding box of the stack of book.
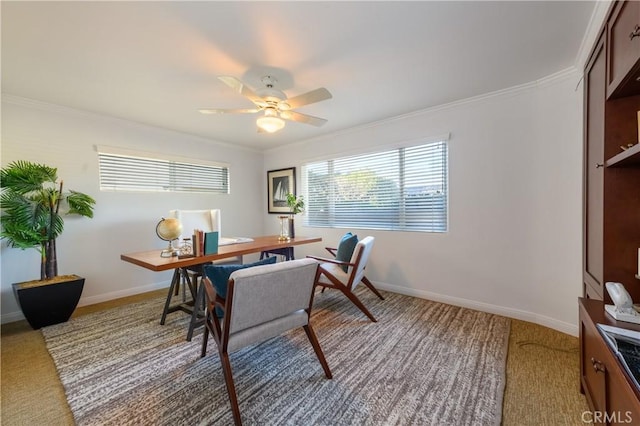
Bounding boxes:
[192,230,218,256]
[192,229,205,257]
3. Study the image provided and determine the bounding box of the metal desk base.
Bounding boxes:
[160,266,206,341]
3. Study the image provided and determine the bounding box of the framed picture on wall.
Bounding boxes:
[267,167,295,214]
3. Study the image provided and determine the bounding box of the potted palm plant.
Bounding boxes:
[1,160,96,329]
[286,193,304,238]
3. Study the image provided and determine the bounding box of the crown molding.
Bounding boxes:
[267,67,579,155]
[2,93,76,113]
[1,93,261,154]
[4,64,580,159]
[574,0,612,71]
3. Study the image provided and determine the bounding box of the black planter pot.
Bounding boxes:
[12,275,85,329]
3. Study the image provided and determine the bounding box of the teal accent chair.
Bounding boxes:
[307,236,384,322]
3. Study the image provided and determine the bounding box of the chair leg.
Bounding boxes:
[220,352,242,426]
[201,325,209,358]
[341,288,377,322]
[317,278,377,322]
[361,276,385,300]
[303,324,332,379]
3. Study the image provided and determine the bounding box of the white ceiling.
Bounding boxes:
[2,1,595,150]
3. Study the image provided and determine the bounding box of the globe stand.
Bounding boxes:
[160,240,179,258]
[156,218,183,258]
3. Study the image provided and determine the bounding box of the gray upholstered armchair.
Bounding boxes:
[200,258,332,426]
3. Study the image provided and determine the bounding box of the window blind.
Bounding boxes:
[98,152,229,193]
[302,140,448,232]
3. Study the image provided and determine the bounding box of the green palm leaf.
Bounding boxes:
[1,161,95,280]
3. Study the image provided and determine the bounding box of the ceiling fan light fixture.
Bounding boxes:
[257,109,285,133]
[205,75,332,132]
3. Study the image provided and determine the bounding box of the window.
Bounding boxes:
[302,139,448,232]
[97,146,229,193]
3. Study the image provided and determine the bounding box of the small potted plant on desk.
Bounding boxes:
[1,161,96,329]
[286,192,304,239]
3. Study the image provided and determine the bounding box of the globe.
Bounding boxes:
[156,218,183,257]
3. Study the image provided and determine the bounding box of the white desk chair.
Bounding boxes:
[168,209,242,265]
[169,209,220,249]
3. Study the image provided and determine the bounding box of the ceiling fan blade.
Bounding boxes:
[217,76,264,105]
[280,110,328,127]
[199,108,260,115]
[282,88,332,109]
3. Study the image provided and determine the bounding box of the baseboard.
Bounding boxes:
[374,281,579,337]
[1,311,26,324]
[1,280,171,325]
[3,277,579,336]
[76,281,170,307]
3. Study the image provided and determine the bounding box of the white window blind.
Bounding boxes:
[98,149,229,193]
[302,140,448,232]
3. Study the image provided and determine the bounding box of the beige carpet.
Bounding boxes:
[41,288,510,425]
[503,319,590,425]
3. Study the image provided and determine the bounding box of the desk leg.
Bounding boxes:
[187,279,205,342]
[161,269,181,325]
[182,268,198,302]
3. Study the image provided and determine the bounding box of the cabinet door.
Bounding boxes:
[606,365,640,425]
[581,312,607,420]
[608,0,640,97]
[584,35,606,299]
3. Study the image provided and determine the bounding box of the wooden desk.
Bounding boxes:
[121,235,322,340]
[121,235,321,271]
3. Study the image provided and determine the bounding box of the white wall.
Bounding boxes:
[1,96,264,322]
[263,70,584,335]
[1,71,584,335]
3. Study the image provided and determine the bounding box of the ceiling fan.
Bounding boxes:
[199,75,332,133]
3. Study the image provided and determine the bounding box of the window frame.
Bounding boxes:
[97,145,230,194]
[300,134,449,233]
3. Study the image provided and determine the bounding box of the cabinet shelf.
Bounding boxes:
[606,143,640,167]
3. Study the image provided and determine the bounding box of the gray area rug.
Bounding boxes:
[42,288,510,425]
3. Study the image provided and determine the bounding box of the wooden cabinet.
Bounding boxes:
[608,0,640,98]
[584,33,607,300]
[583,0,640,305]
[581,1,640,421]
[580,298,640,425]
